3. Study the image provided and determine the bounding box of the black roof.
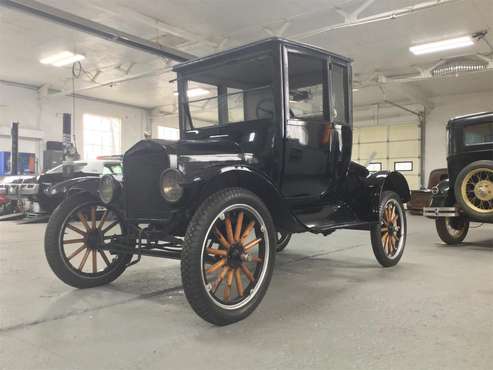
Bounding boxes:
[447,111,493,129]
[173,37,351,74]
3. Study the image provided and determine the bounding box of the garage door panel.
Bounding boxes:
[391,157,420,176]
[388,140,420,157]
[388,124,420,141]
[359,142,387,159]
[359,126,387,143]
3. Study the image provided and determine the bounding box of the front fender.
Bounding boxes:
[48,176,100,199]
[189,165,306,233]
[429,179,454,207]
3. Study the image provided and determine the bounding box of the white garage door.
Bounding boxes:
[352,123,421,190]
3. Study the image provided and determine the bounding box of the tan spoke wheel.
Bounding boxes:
[201,204,269,310]
[461,168,493,214]
[380,200,403,258]
[61,203,122,276]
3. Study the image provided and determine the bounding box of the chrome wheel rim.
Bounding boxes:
[380,199,405,259]
[58,202,124,277]
[200,204,270,310]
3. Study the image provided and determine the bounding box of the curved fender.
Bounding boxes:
[429,179,455,207]
[48,176,100,199]
[365,171,411,221]
[189,165,307,233]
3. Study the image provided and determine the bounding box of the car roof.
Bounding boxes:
[173,37,351,74]
[447,111,493,128]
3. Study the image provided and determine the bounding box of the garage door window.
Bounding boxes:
[157,126,180,141]
[83,114,122,160]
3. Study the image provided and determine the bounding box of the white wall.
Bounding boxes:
[0,83,149,172]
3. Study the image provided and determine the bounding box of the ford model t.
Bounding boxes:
[424,112,493,244]
[45,38,410,325]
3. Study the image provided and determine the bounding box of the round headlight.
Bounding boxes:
[98,175,120,204]
[160,169,184,203]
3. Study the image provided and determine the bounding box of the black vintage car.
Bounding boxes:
[424,112,493,244]
[44,38,410,325]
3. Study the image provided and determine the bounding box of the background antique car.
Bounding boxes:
[407,168,448,215]
[1,157,122,220]
[424,112,493,244]
[44,38,410,326]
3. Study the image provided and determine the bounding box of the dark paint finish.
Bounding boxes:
[66,38,410,236]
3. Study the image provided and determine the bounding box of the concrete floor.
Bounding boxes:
[0,215,492,370]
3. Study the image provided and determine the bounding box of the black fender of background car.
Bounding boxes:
[429,178,455,207]
[48,176,100,200]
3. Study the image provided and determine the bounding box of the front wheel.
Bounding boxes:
[181,188,276,326]
[44,193,132,288]
[370,191,407,267]
[435,216,469,245]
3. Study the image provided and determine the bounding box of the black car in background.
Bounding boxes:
[0,157,122,216]
[424,112,493,243]
[44,38,410,325]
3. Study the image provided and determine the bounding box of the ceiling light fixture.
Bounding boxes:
[40,51,85,67]
[410,36,474,56]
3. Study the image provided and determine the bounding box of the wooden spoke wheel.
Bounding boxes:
[45,193,132,288]
[455,161,493,222]
[181,188,276,326]
[370,191,407,267]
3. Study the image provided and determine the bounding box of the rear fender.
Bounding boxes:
[192,166,306,233]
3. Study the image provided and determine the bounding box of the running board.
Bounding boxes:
[423,207,459,219]
[308,221,373,234]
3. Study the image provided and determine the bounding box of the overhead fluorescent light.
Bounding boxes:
[352,88,359,92]
[40,51,85,67]
[173,88,210,98]
[410,36,474,55]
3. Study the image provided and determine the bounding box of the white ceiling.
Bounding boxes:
[0,0,492,110]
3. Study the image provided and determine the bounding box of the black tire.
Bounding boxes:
[276,231,292,252]
[181,187,276,326]
[455,160,493,222]
[435,216,469,245]
[44,193,132,289]
[370,191,407,267]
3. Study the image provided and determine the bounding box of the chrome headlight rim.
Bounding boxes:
[98,175,120,204]
[160,169,185,203]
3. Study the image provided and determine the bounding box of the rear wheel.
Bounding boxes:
[370,191,407,267]
[455,161,493,222]
[276,231,292,252]
[44,193,132,288]
[181,188,276,326]
[435,216,469,245]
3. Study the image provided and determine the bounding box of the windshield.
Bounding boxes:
[182,52,275,130]
[46,163,88,174]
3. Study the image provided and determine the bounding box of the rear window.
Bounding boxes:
[464,122,493,146]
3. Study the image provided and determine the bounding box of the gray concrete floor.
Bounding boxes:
[0,215,492,370]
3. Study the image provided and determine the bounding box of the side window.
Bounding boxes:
[331,63,348,124]
[463,122,493,146]
[288,53,326,120]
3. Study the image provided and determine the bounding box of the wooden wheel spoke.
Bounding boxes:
[225,216,235,244]
[240,220,256,244]
[92,249,97,273]
[234,211,244,242]
[64,238,85,245]
[214,227,230,249]
[251,256,263,264]
[67,244,87,260]
[381,227,388,233]
[66,224,86,236]
[78,212,91,231]
[243,238,262,252]
[99,250,111,266]
[206,248,227,257]
[241,263,255,283]
[101,221,119,235]
[224,269,234,302]
[212,267,229,293]
[206,258,226,274]
[235,268,244,297]
[97,210,109,230]
[78,248,91,271]
[91,207,97,230]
